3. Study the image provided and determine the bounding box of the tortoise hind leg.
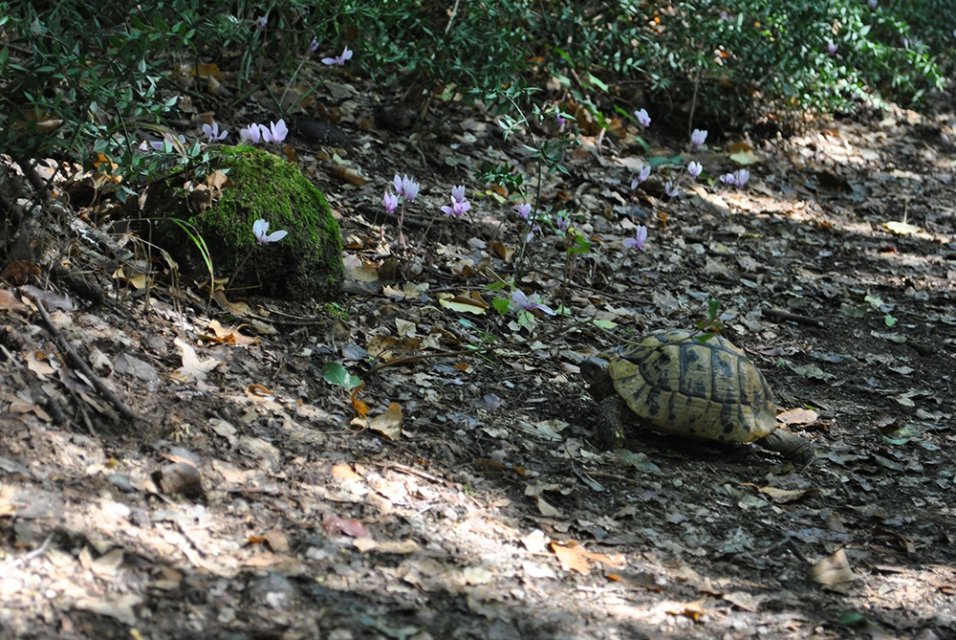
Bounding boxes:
[759,429,815,465]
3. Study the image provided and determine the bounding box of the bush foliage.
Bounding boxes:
[0,0,949,188]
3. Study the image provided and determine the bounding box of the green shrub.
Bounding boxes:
[0,0,948,197]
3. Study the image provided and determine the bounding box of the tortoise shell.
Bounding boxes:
[606,329,777,442]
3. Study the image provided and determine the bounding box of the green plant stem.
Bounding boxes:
[226,247,256,293]
[513,161,544,282]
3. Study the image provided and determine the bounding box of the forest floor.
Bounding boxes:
[1,69,955,640]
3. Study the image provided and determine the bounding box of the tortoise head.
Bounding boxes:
[581,356,615,400]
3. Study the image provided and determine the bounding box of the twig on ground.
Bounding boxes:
[24,290,137,424]
[0,532,54,571]
[764,307,825,328]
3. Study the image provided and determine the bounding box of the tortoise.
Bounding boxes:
[582,329,813,463]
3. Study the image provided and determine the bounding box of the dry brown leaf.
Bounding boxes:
[549,540,626,575]
[488,241,514,261]
[723,591,767,612]
[202,320,259,347]
[325,162,370,186]
[810,548,858,587]
[0,288,28,312]
[171,338,219,382]
[211,290,251,316]
[345,257,379,283]
[521,530,549,554]
[350,386,369,417]
[74,594,142,626]
[535,495,561,517]
[437,291,489,315]
[758,485,815,504]
[263,529,290,553]
[245,383,274,399]
[323,512,369,538]
[1,261,40,286]
[25,351,57,380]
[331,462,363,482]
[550,541,592,575]
[777,407,819,426]
[358,538,420,554]
[664,600,707,621]
[205,169,230,189]
[369,402,403,439]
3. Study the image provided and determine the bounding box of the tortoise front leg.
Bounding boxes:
[760,429,815,465]
[593,395,629,450]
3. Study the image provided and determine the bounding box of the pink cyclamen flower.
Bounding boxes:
[256,15,268,30]
[441,198,471,218]
[634,108,651,128]
[260,119,288,145]
[239,124,261,145]
[720,169,750,188]
[253,219,288,244]
[664,181,680,198]
[525,224,540,243]
[511,290,555,315]
[630,165,652,190]
[201,122,228,143]
[623,225,648,251]
[691,129,708,148]
[383,190,398,215]
[827,40,838,56]
[441,185,470,217]
[555,215,569,232]
[149,134,186,151]
[688,161,703,179]
[516,203,532,220]
[393,175,420,202]
[322,46,353,66]
[308,38,320,54]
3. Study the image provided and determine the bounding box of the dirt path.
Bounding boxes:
[1,87,954,639]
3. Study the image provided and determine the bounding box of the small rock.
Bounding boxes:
[152,462,203,499]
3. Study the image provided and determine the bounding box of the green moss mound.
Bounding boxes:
[152,146,343,300]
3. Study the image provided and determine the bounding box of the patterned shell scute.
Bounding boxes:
[606,329,778,443]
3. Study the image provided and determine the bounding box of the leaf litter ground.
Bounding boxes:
[0,81,954,640]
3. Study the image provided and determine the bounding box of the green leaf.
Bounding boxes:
[884,314,897,327]
[647,155,683,168]
[839,303,867,318]
[586,73,608,92]
[593,319,617,330]
[567,232,591,256]
[322,362,361,391]
[838,611,872,627]
[491,297,511,315]
[517,309,535,329]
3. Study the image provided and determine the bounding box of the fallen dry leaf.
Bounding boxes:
[758,485,815,504]
[0,288,28,312]
[810,548,858,587]
[664,600,707,621]
[323,512,369,538]
[369,402,403,439]
[331,462,364,483]
[777,407,819,426]
[202,320,259,347]
[171,338,219,382]
[549,540,626,575]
